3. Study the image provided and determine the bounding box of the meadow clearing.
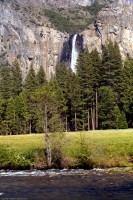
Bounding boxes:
[0,129,133,169]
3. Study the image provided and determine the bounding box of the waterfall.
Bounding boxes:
[71,34,79,73]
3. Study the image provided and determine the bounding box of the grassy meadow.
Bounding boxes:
[0,129,133,169]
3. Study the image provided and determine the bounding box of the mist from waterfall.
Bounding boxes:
[71,34,79,73]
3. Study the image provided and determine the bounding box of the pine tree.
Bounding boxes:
[120,58,133,127]
[98,86,119,129]
[0,66,12,100]
[0,95,6,135]
[101,40,122,94]
[36,65,47,87]
[5,97,17,135]
[56,63,69,131]
[113,106,128,129]
[24,64,37,94]
[15,92,30,134]
[90,48,102,129]
[11,59,23,97]
[70,73,81,131]
[77,50,94,130]
[90,48,101,89]
[24,64,38,133]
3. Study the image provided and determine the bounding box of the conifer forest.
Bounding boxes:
[0,41,133,135]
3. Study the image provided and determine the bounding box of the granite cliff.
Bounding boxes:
[82,3,133,59]
[0,0,133,79]
[0,0,68,79]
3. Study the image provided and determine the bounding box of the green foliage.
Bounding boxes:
[120,58,133,128]
[83,2,107,16]
[101,41,122,94]
[114,107,128,129]
[77,50,94,107]
[0,66,12,99]
[11,59,23,97]
[98,86,118,129]
[0,130,133,169]
[24,64,37,94]
[0,39,132,134]
[36,65,47,87]
[74,133,93,168]
[44,9,93,33]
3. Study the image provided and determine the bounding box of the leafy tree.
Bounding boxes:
[33,83,63,167]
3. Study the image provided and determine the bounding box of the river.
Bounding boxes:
[0,169,133,200]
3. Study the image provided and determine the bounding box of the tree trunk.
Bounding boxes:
[95,89,98,129]
[91,107,95,130]
[45,133,52,167]
[75,111,77,132]
[88,109,90,131]
[29,120,31,134]
[65,115,68,132]
[44,103,52,168]
[93,106,95,130]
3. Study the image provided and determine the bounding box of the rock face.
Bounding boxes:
[0,1,68,79]
[1,0,133,79]
[82,4,133,59]
[22,0,108,7]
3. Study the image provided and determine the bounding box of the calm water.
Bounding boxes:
[0,169,133,200]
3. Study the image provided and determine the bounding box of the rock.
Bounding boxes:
[0,1,68,79]
[82,4,133,59]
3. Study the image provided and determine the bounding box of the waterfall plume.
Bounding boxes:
[71,34,79,73]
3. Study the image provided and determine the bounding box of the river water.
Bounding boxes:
[0,169,133,200]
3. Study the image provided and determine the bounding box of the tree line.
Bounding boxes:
[0,40,132,135]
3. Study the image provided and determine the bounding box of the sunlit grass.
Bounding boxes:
[0,129,133,169]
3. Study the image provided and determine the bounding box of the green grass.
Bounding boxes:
[0,129,133,169]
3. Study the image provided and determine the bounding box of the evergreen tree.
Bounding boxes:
[24,64,37,94]
[15,92,30,134]
[0,66,12,100]
[90,48,101,89]
[120,58,133,127]
[36,65,47,87]
[5,97,17,135]
[0,96,6,135]
[113,106,128,129]
[77,50,94,130]
[101,40,122,94]
[98,86,120,129]
[11,59,23,97]
[56,63,69,131]
[56,63,68,101]
[24,65,38,133]
[70,73,81,131]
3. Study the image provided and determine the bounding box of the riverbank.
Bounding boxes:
[0,129,133,169]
